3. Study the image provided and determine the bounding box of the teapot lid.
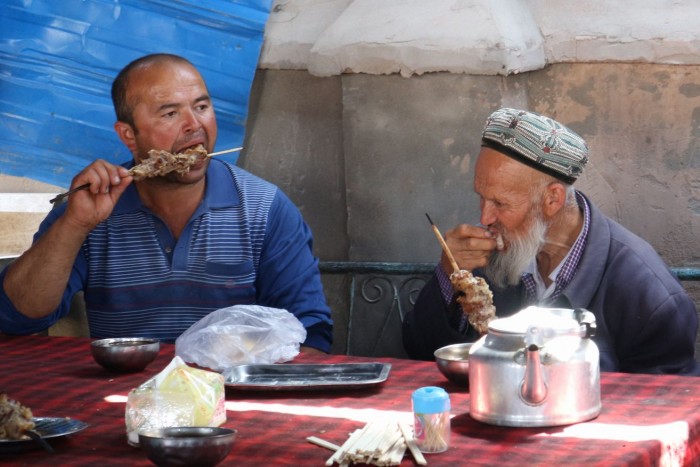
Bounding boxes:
[488,306,581,334]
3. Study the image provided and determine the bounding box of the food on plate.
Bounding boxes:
[129,144,208,180]
[0,393,35,440]
[450,269,496,334]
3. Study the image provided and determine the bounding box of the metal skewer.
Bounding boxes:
[206,147,243,157]
[49,147,243,204]
[49,183,92,205]
[26,429,55,454]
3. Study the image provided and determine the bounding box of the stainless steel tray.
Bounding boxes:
[224,363,391,390]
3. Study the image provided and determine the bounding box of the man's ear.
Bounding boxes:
[114,121,137,152]
[543,182,567,217]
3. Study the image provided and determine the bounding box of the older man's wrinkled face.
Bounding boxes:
[483,204,547,288]
[473,147,548,288]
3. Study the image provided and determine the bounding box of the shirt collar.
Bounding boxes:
[556,191,590,289]
[112,159,240,215]
[522,190,590,301]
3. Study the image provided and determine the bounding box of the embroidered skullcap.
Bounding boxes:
[481,108,589,184]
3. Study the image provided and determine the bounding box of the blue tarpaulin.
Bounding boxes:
[0,0,272,188]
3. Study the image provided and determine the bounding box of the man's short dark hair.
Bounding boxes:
[111,53,195,129]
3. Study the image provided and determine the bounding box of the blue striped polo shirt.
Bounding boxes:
[0,160,333,350]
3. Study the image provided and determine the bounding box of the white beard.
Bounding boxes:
[484,214,548,288]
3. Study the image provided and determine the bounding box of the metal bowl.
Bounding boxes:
[434,342,473,386]
[90,337,160,373]
[139,427,237,467]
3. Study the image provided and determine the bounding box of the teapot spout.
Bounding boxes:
[521,341,547,405]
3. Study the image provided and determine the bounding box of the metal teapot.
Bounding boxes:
[469,306,601,427]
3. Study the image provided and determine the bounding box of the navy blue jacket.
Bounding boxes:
[403,194,700,375]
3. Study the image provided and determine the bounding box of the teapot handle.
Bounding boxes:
[574,308,597,339]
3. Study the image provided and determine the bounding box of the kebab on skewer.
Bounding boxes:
[49,145,242,204]
[131,144,243,179]
[129,144,208,180]
[426,214,496,334]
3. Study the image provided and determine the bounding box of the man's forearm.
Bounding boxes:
[3,216,88,317]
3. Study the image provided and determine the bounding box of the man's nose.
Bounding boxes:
[480,202,497,226]
[181,108,202,132]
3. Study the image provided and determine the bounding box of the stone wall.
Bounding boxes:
[241,63,700,268]
[240,63,700,355]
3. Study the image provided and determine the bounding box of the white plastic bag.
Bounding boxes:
[175,305,307,371]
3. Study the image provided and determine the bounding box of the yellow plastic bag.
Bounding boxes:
[125,356,226,446]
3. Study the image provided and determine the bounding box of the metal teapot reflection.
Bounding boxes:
[469,306,601,427]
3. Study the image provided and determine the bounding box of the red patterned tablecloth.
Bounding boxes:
[1,335,700,466]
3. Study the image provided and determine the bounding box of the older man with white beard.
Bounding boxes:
[403,107,700,375]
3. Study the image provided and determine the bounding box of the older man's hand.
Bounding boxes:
[441,223,499,273]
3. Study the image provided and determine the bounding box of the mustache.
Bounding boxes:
[178,131,208,149]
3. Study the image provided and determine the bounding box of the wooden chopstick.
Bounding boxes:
[399,422,427,466]
[306,436,341,451]
[49,147,244,204]
[425,213,460,273]
[311,422,427,466]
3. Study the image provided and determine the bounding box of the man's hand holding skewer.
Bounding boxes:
[426,214,498,334]
[440,224,502,275]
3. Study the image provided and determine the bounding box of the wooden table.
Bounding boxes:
[1,335,699,466]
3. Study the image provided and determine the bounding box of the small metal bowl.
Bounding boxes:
[434,342,473,386]
[91,337,160,373]
[139,427,237,467]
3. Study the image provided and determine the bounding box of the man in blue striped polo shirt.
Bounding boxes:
[403,108,700,375]
[0,53,332,354]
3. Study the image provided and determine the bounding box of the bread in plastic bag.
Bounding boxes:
[174,305,307,372]
[124,356,226,446]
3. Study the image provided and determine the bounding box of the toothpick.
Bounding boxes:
[425,213,460,274]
